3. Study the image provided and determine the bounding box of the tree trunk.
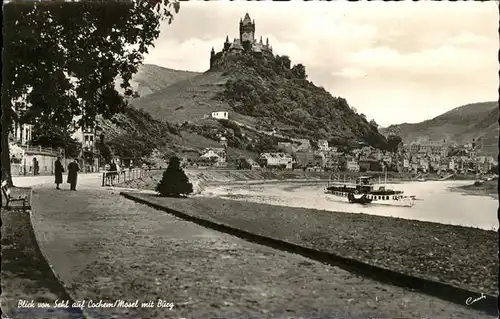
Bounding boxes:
[1,102,14,186]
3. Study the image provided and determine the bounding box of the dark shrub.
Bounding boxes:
[155,156,193,197]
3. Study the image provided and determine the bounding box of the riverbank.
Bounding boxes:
[117,169,334,193]
[118,169,479,191]
[29,187,490,318]
[123,194,498,298]
[452,179,498,198]
[1,188,84,319]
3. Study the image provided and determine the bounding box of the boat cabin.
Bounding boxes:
[355,176,374,193]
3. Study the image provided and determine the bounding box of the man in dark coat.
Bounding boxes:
[109,161,117,185]
[67,159,80,191]
[55,157,64,189]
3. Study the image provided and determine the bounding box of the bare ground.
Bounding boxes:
[28,187,490,318]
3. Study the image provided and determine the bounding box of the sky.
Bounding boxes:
[143,0,498,127]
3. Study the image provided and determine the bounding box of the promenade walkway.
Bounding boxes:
[27,182,489,318]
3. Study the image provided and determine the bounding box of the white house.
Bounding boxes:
[259,152,293,169]
[403,159,410,169]
[317,139,330,152]
[346,159,360,172]
[199,148,226,167]
[219,136,227,147]
[211,111,229,120]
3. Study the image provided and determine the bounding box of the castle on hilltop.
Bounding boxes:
[210,13,274,69]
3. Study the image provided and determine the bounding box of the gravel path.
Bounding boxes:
[1,188,84,319]
[28,186,491,318]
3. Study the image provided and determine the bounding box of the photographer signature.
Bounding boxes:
[465,293,486,306]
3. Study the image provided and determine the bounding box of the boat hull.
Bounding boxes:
[325,190,415,207]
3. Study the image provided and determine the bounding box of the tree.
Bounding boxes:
[387,135,403,153]
[369,119,379,129]
[155,156,193,197]
[1,0,180,186]
[291,63,307,79]
[236,157,252,170]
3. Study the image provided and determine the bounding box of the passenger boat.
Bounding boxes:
[324,175,416,207]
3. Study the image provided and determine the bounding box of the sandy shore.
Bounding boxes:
[127,194,498,298]
[451,179,498,199]
[28,187,491,318]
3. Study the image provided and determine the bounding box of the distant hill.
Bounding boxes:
[130,71,231,123]
[382,101,499,156]
[115,64,200,98]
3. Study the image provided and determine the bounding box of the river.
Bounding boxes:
[201,180,498,231]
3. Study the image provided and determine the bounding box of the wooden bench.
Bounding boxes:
[1,180,28,210]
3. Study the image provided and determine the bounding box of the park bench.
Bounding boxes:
[1,180,29,210]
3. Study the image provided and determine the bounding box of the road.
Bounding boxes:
[13,172,102,188]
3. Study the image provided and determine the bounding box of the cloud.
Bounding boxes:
[347,44,493,77]
[332,68,367,79]
[143,1,498,125]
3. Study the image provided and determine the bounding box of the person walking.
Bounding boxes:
[67,159,80,191]
[115,160,121,183]
[34,158,39,175]
[54,157,64,189]
[109,160,117,185]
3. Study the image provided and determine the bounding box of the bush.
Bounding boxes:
[155,156,193,197]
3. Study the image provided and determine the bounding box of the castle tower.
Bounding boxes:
[210,47,215,69]
[239,13,255,50]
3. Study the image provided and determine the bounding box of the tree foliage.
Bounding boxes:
[218,53,389,149]
[1,0,180,185]
[155,156,193,197]
[236,157,252,170]
[30,125,81,158]
[386,134,403,153]
[291,63,307,79]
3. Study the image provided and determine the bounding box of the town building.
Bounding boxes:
[219,135,228,147]
[317,139,330,152]
[10,119,65,176]
[294,151,325,169]
[71,116,101,172]
[11,122,33,146]
[346,159,360,172]
[259,152,293,169]
[199,148,227,167]
[407,141,444,156]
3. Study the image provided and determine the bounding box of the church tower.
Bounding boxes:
[239,13,255,51]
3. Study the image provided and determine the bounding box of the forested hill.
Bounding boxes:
[131,53,391,150]
[214,53,389,149]
[382,101,498,156]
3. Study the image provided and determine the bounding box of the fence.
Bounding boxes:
[102,168,158,187]
[23,145,62,156]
